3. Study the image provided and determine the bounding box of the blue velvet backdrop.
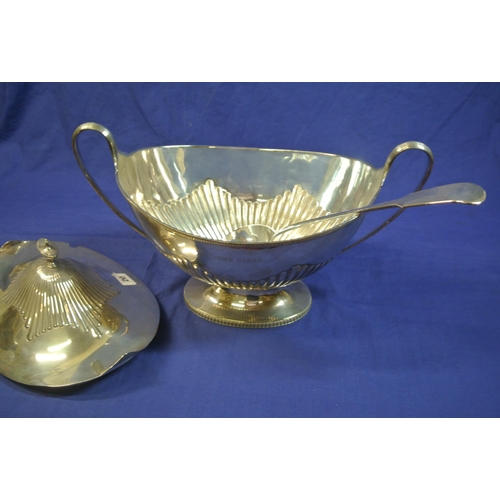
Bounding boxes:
[0,82,499,417]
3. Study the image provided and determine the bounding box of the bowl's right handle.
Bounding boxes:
[72,122,148,239]
[341,141,434,253]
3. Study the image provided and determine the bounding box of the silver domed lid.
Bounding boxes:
[0,239,159,387]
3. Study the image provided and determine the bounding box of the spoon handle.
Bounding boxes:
[274,182,486,239]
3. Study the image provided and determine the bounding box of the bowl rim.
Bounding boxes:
[115,144,380,247]
[121,143,377,165]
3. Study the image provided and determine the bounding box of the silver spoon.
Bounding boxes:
[225,182,486,243]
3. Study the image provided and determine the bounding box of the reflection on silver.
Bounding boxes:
[72,122,483,328]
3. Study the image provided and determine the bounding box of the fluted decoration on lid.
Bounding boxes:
[2,239,119,341]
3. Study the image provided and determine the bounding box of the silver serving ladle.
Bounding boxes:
[225,182,486,243]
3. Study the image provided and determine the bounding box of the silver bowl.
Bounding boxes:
[73,122,435,328]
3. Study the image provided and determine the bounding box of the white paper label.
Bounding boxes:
[112,273,137,286]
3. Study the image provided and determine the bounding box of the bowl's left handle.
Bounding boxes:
[72,122,148,239]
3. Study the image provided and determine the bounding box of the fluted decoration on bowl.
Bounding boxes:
[139,179,355,241]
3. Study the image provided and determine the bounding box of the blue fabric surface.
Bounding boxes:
[0,82,499,417]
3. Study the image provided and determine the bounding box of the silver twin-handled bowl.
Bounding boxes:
[72,122,486,328]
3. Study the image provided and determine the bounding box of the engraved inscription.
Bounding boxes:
[214,256,263,263]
